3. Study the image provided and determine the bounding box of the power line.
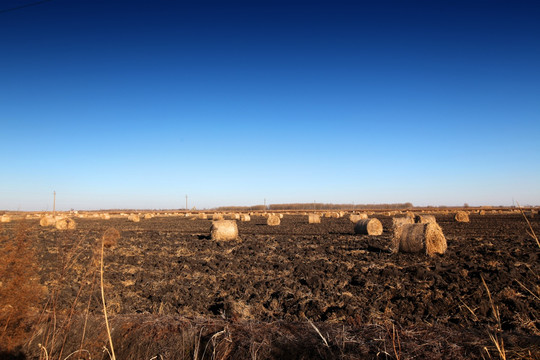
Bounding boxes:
[0,0,54,14]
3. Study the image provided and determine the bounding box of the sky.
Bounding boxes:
[1,0,539,210]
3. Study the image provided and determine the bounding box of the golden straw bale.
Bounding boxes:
[454,211,470,222]
[479,210,486,215]
[40,216,56,227]
[308,214,321,224]
[55,218,77,230]
[349,213,368,223]
[1,215,11,223]
[267,215,281,226]
[414,214,437,224]
[144,213,154,220]
[198,213,207,220]
[212,214,224,221]
[128,214,140,222]
[100,213,111,220]
[354,218,383,236]
[393,223,447,256]
[240,214,251,222]
[392,216,414,229]
[210,220,239,241]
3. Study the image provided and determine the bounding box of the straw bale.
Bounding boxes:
[454,211,470,222]
[210,220,238,241]
[240,214,251,222]
[40,216,56,227]
[1,215,11,223]
[198,213,207,220]
[267,214,281,226]
[55,217,77,230]
[354,218,383,236]
[414,214,437,224]
[101,213,111,220]
[144,213,154,220]
[212,214,224,221]
[479,210,486,215]
[392,223,447,256]
[308,214,321,224]
[349,213,368,223]
[230,213,241,220]
[392,216,414,228]
[128,214,140,222]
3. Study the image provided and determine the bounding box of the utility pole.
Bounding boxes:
[264,198,266,210]
[185,195,188,211]
[53,191,56,216]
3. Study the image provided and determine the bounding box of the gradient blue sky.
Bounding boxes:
[1,0,539,210]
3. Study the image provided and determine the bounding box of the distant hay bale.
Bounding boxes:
[392,223,447,256]
[454,211,470,222]
[1,215,11,223]
[479,210,486,216]
[40,216,56,227]
[349,213,368,223]
[354,218,383,236]
[267,214,281,226]
[198,213,207,220]
[240,214,251,222]
[212,214,224,221]
[414,214,437,224]
[100,213,111,220]
[210,220,239,241]
[55,217,76,230]
[102,227,121,248]
[144,213,154,220]
[392,216,414,228]
[308,214,321,224]
[230,213,241,220]
[278,214,284,219]
[128,214,140,222]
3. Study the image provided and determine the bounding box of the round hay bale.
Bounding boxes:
[230,213,241,220]
[144,213,154,220]
[212,214,224,221]
[354,218,383,236]
[392,223,447,256]
[1,215,11,223]
[278,213,284,219]
[128,214,140,222]
[392,216,414,229]
[479,210,486,216]
[267,214,281,226]
[308,214,321,224]
[40,216,56,227]
[198,213,208,220]
[240,214,251,222]
[100,213,111,220]
[210,220,238,241]
[55,217,77,230]
[349,213,368,223]
[454,211,470,222]
[414,214,437,224]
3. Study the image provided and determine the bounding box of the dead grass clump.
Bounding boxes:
[55,217,77,230]
[309,214,321,224]
[393,223,447,256]
[267,214,281,226]
[455,211,470,222]
[211,220,239,241]
[414,214,437,224]
[0,222,43,351]
[102,227,121,248]
[354,218,383,235]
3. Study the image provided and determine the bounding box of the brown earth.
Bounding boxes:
[1,213,539,359]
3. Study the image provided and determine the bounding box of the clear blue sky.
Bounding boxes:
[1,0,539,210]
